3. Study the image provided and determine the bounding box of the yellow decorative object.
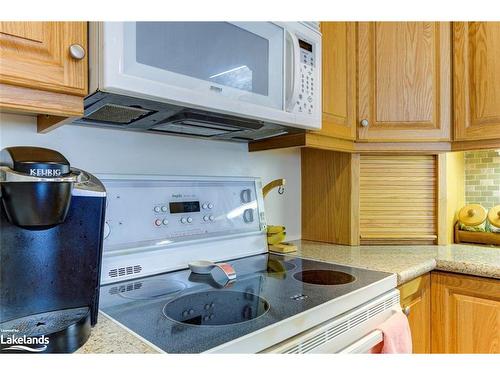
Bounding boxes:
[267,230,286,245]
[488,205,500,229]
[262,178,288,251]
[458,204,487,227]
[268,242,298,254]
[267,225,286,234]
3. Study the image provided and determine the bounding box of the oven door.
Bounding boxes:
[96,22,285,115]
[261,290,400,354]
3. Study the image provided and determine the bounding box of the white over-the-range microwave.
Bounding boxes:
[74,22,322,142]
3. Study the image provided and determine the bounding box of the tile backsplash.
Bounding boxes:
[465,149,500,210]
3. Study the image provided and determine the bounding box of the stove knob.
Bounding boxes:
[209,215,215,221]
[204,304,210,310]
[162,219,169,226]
[208,203,214,209]
[161,206,168,212]
[182,310,189,317]
[240,189,252,203]
[188,309,195,315]
[203,216,209,222]
[154,206,161,213]
[180,217,187,224]
[243,209,254,223]
[154,219,162,227]
[187,217,193,224]
[202,203,208,209]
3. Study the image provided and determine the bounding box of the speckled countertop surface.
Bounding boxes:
[76,314,159,354]
[290,240,500,285]
[79,241,499,353]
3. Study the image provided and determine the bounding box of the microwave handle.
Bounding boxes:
[285,29,301,112]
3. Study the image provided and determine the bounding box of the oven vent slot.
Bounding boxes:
[283,293,400,354]
[108,265,143,278]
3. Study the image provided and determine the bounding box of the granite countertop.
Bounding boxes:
[76,313,160,354]
[79,241,500,353]
[290,240,500,285]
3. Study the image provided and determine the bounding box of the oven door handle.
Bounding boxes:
[338,330,383,354]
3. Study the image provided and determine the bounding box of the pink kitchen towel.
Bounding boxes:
[372,311,413,354]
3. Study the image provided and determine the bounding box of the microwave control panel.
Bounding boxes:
[100,177,265,249]
[296,38,318,116]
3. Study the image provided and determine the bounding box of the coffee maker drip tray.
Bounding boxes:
[0,307,91,353]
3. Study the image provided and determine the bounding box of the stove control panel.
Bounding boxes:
[100,176,266,250]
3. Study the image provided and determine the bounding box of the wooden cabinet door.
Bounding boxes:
[398,274,431,353]
[357,22,451,142]
[0,22,87,96]
[431,272,500,353]
[454,22,500,141]
[319,22,357,140]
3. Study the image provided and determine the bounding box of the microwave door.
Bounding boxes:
[107,22,284,113]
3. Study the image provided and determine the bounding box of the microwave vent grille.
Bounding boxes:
[85,104,153,125]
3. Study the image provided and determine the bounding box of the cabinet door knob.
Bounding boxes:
[402,306,411,316]
[360,119,369,127]
[69,44,86,60]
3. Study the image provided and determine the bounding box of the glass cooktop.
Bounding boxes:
[99,253,395,353]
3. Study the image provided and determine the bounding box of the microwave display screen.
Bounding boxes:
[169,201,200,214]
[299,39,313,52]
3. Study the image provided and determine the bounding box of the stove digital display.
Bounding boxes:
[169,201,200,214]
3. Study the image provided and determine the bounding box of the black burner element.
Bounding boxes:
[293,270,356,285]
[163,291,269,326]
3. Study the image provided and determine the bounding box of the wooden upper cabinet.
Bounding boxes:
[319,22,357,140]
[0,22,87,122]
[431,272,500,353]
[357,22,451,142]
[0,22,87,96]
[454,22,500,141]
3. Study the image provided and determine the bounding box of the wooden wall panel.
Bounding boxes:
[301,149,359,245]
[359,155,437,244]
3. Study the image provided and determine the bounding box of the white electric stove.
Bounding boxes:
[97,174,399,353]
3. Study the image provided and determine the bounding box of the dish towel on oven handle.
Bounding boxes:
[371,311,412,354]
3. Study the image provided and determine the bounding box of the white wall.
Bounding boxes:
[0,113,301,239]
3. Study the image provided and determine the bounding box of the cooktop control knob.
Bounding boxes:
[208,203,214,209]
[154,206,161,213]
[240,188,252,203]
[209,215,215,221]
[187,217,193,223]
[161,206,168,212]
[243,209,254,223]
[203,215,209,222]
[180,217,187,224]
[155,219,162,226]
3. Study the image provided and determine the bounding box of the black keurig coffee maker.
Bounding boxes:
[0,147,106,353]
